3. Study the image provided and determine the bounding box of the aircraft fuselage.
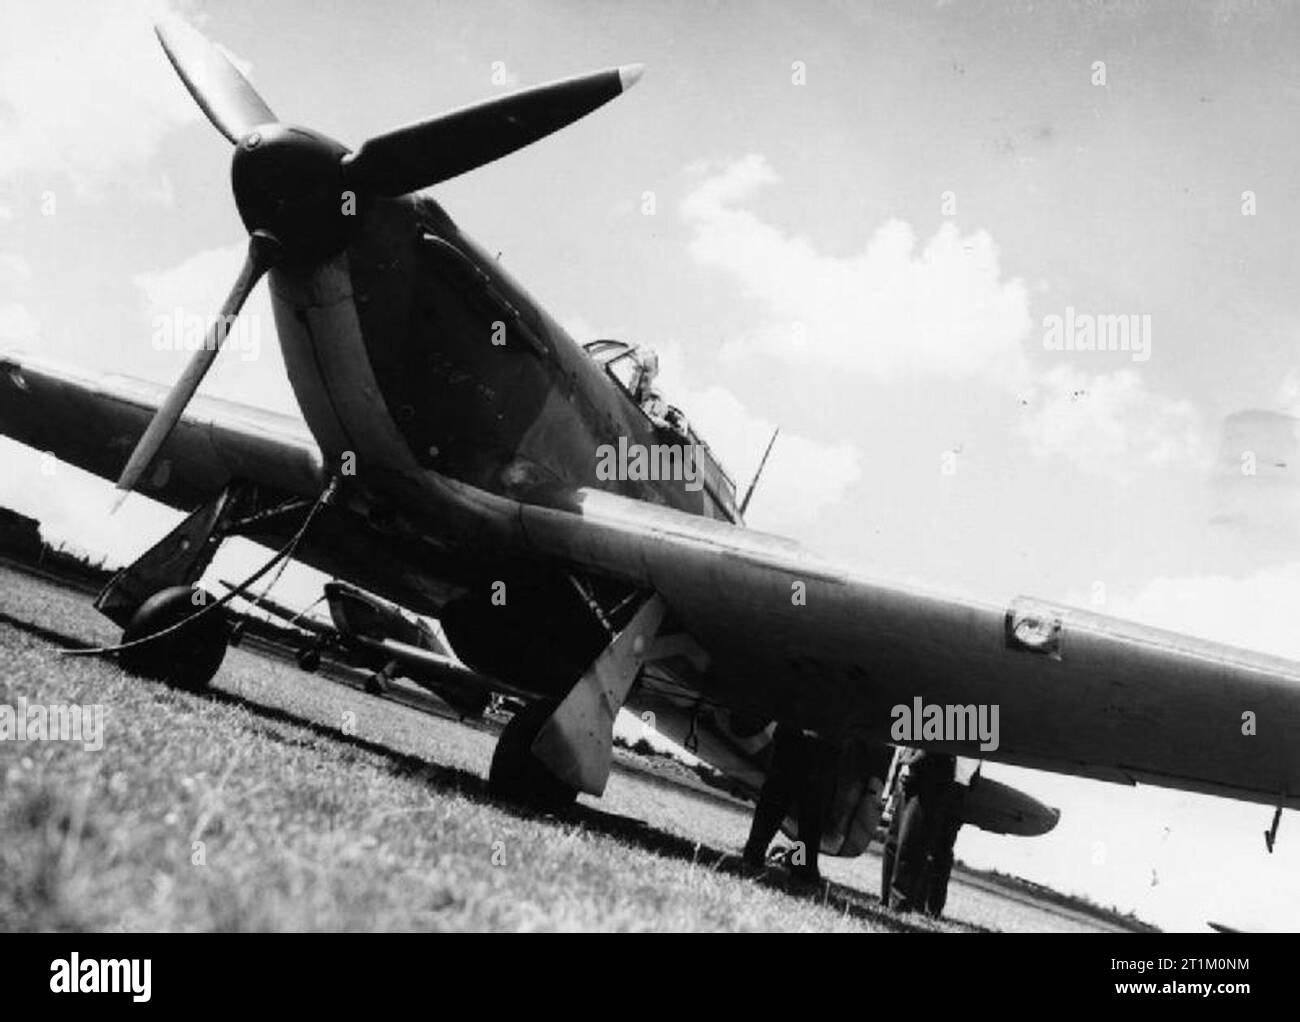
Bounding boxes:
[269,194,734,525]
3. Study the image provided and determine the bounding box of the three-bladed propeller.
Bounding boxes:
[115,15,643,497]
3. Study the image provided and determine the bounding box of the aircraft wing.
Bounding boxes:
[6,353,1297,810]
[351,635,500,715]
[517,487,1300,810]
[0,354,325,509]
[219,580,334,637]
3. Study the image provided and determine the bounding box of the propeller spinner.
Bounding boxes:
[115,15,643,497]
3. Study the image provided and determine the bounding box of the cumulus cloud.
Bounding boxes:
[1103,562,1300,661]
[652,341,861,534]
[1017,366,1208,479]
[0,0,198,195]
[682,154,1211,481]
[683,154,1033,379]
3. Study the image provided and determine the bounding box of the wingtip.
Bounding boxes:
[618,63,646,92]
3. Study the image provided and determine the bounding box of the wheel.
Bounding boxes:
[296,646,322,672]
[890,790,932,911]
[488,700,579,812]
[118,585,228,693]
[228,621,246,647]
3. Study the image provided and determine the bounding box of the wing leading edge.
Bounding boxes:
[0,353,325,510]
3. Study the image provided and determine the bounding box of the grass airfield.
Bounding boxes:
[0,564,1137,932]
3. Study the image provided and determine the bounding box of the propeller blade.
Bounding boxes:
[155,16,277,143]
[344,64,644,197]
[115,233,283,497]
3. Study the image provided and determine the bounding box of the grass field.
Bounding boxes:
[0,565,948,933]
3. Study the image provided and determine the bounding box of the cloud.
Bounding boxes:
[1102,561,1300,662]
[1017,366,1208,479]
[682,155,1211,481]
[683,155,1034,379]
[560,307,861,532]
[652,341,861,534]
[0,0,197,196]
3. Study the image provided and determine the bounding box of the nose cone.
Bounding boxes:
[231,123,357,259]
[617,63,645,92]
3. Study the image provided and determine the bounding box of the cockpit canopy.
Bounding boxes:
[583,339,652,398]
[582,338,739,515]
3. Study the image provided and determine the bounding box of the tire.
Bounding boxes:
[118,585,228,693]
[488,700,579,812]
[296,646,322,672]
[889,782,948,913]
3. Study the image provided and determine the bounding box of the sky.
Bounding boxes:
[3,0,1300,931]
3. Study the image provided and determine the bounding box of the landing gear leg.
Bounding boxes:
[488,593,666,809]
[365,658,398,696]
[98,482,304,692]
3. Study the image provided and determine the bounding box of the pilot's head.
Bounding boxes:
[637,346,659,383]
[631,345,660,398]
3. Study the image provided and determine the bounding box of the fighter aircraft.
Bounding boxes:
[0,18,1295,854]
[223,578,493,717]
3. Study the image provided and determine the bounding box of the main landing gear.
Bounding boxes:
[95,481,326,693]
[486,593,666,812]
[118,584,230,692]
[488,699,578,811]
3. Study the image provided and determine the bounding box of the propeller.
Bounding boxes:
[115,15,644,497]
